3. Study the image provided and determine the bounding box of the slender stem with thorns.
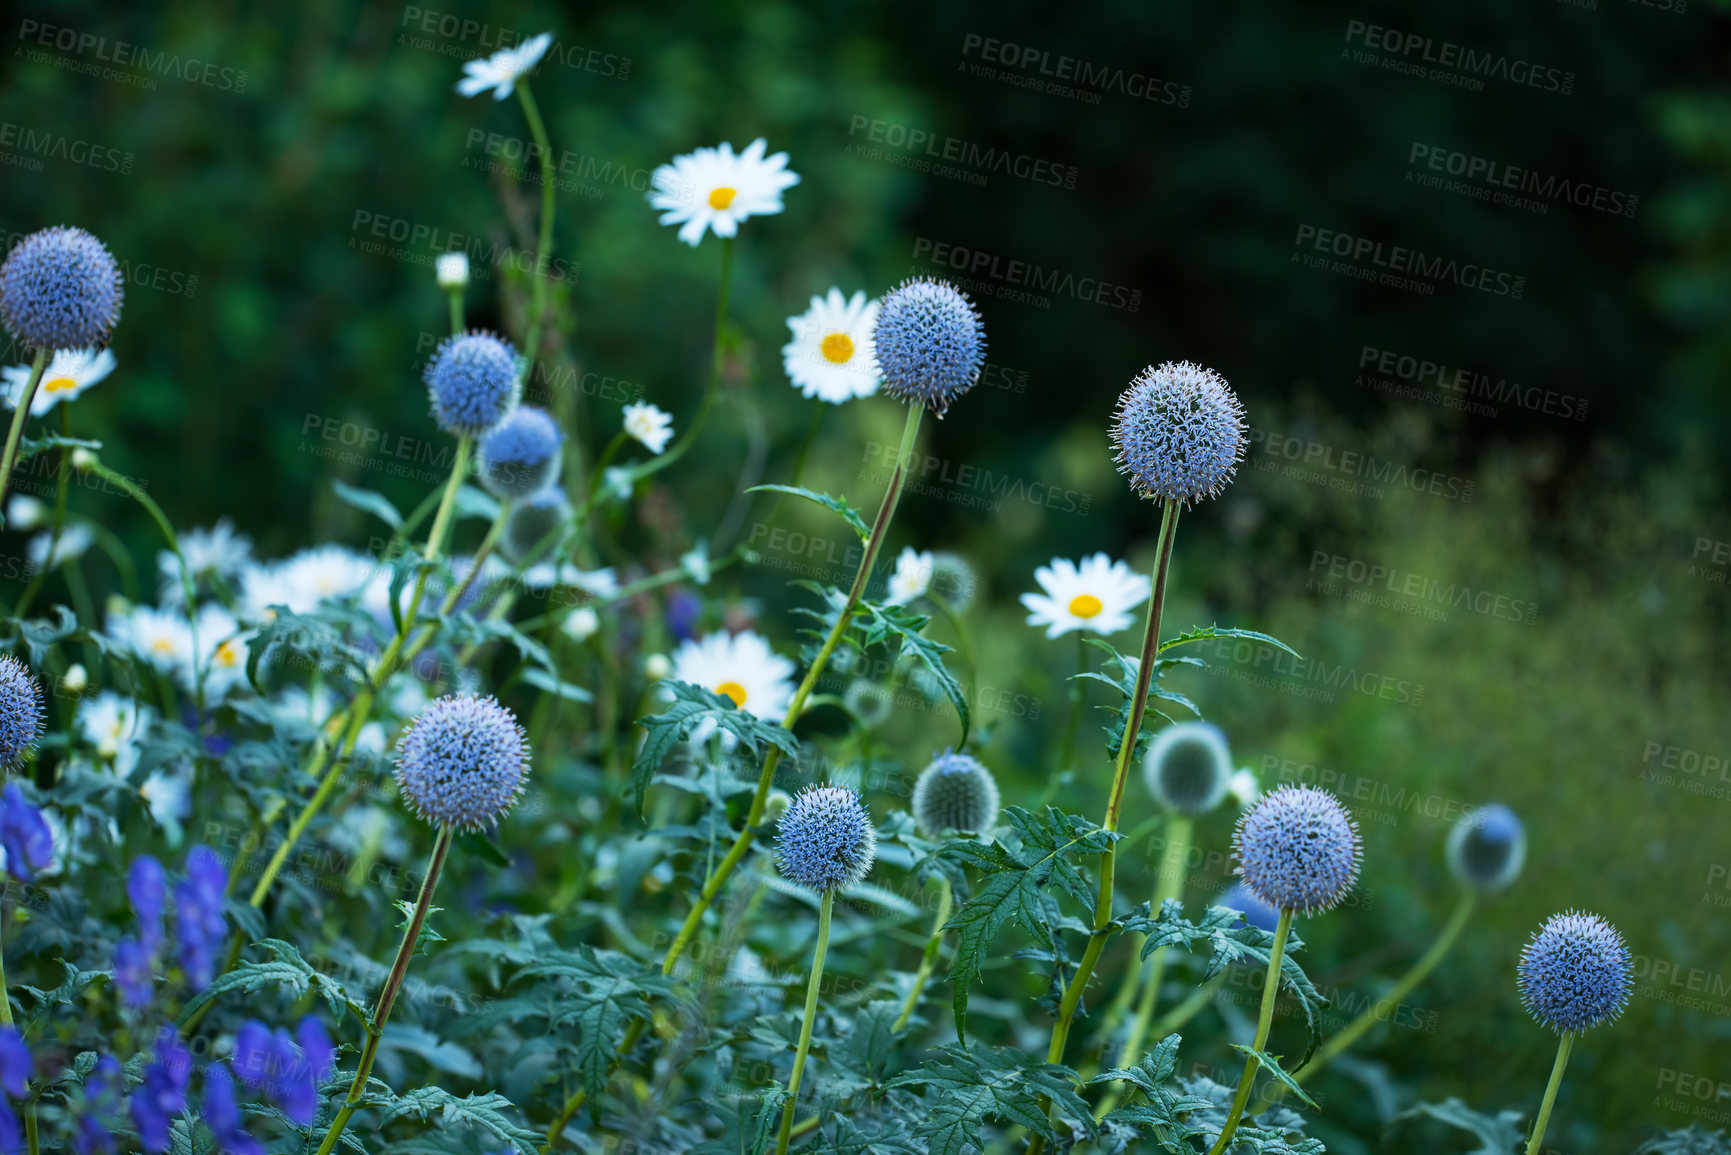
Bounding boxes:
[1207,909,1293,1155]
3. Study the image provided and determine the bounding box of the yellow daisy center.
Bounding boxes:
[715,680,748,708]
[43,377,78,394]
[150,638,176,655]
[708,186,737,210]
[1068,593,1104,619]
[216,640,243,667]
[820,332,855,364]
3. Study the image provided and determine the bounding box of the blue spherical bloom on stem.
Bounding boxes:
[0,655,44,770]
[424,330,520,437]
[1143,720,1232,816]
[1111,361,1247,508]
[775,785,876,893]
[911,750,1000,837]
[479,405,563,499]
[394,695,529,831]
[130,1030,192,1155]
[503,488,570,562]
[871,278,986,417]
[1447,803,1526,892]
[1518,910,1632,1033]
[0,226,124,351]
[1232,785,1362,915]
[0,785,52,882]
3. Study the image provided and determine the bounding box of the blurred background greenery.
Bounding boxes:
[3,1,1729,1149]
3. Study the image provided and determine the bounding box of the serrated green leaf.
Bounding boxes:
[1395,1097,1525,1155]
[746,484,870,540]
[1229,1045,1318,1109]
[630,681,799,819]
[1159,625,1301,660]
[332,480,404,529]
[176,938,367,1026]
[888,1044,1092,1154]
[520,665,593,703]
[376,1087,540,1154]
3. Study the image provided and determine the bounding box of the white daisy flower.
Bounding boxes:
[2,348,116,415]
[26,524,94,571]
[455,31,552,100]
[680,541,711,585]
[886,547,935,606]
[782,289,881,404]
[623,402,674,455]
[113,606,194,675]
[79,690,152,777]
[160,520,253,598]
[667,630,795,741]
[187,604,253,698]
[1020,553,1151,639]
[5,496,46,531]
[521,563,617,598]
[562,606,600,642]
[1228,767,1260,807]
[139,768,191,830]
[248,547,378,617]
[436,251,470,289]
[603,466,634,500]
[648,138,800,247]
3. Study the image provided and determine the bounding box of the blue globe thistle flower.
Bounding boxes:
[1110,361,1247,507]
[871,278,986,417]
[0,655,44,769]
[0,226,124,351]
[424,330,520,438]
[0,785,51,882]
[911,750,1000,837]
[1447,803,1526,892]
[503,488,571,562]
[174,845,228,991]
[1215,883,1281,933]
[1517,910,1632,1034]
[775,784,876,893]
[1143,721,1232,816]
[130,1030,192,1155]
[479,405,563,499]
[394,694,529,831]
[1232,785,1362,916]
[202,1066,263,1155]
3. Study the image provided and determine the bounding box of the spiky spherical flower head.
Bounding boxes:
[1447,803,1526,892]
[1517,910,1632,1034]
[503,488,571,561]
[0,655,44,770]
[393,694,529,831]
[1232,785,1362,916]
[479,406,563,499]
[911,750,1001,837]
[424,330,520,438]
[1143,721,1232,816]
[775,785,876,893]
[871,278,986,417]
[1110,361,1247,507]
[0,227,124,351]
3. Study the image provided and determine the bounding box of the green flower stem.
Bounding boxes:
[892,875,954,1032]
[314,824,454,1155]
[660,400,924,977]
[245,437,471,910]
[1044,631,1088,805]
[541,403,926,1149]
[447,288,464,337]
[630,238,732,482]
[1525,1032,1574,1155]
[1027,499,1179,1155]
[774,889,835,1155]
[516,81,557,378]
[0,349,46,520]
[11,408,74,619]
[1206,908,1294,1155]
[1095,814,1193,1118]
[1297,889,1476,1085]
[584,430,630,506]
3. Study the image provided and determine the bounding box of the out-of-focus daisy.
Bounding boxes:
[188,604,252,698]
[649,138,799,247]
[2,348,116,415]
[113,606,193,675]
[886,547,934,606]
[80,690,152,778]
[140,768,191,831]
[563,606,600,642]
[1228,767,1260,807]
[783,289,880,404]
[623,402,673,455]
[245,547,377,617]
[603,466,634,500]
[455,32,552,100]
[160,519,252,595]
[1020,553,1151,639]
[681,541,711,585]
[27,524,94,571]
[667,630,795,735]
[522,563,617,599]
[436,252,470,290]
[5,495,45,531]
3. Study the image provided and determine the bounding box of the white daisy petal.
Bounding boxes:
[2,348,116,416]
[1020,552,1151,638]
[665,629,796,745]
[647,138,800,247]
[782,288,881,404]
